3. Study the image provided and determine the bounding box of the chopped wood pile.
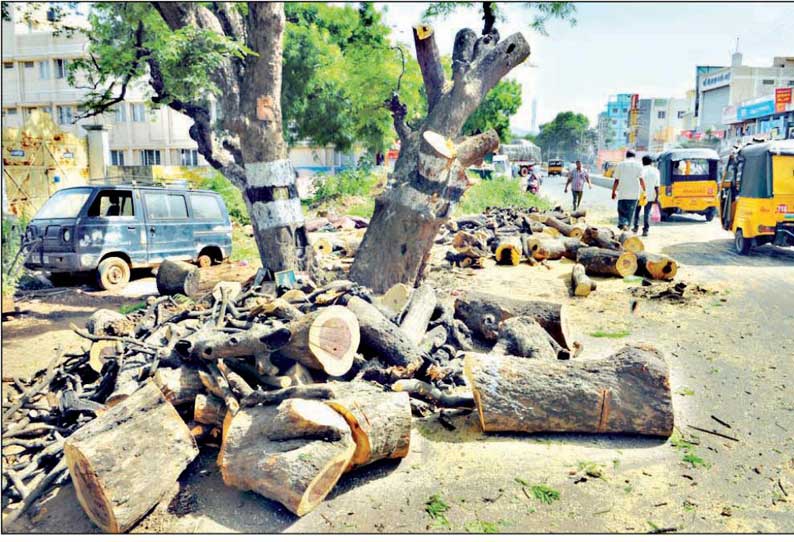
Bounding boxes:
[2,269,675,530]
[436,206,679,295]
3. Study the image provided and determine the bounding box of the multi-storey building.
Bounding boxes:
[599,94,634,150]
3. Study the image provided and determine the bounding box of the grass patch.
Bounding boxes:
[589,329,631,339]
[516,480,560,505]
[464,519,506,533]
[682,452,708,468]
[456,176,550,216]
[676,386,695,396]
[425,494,451,529]
[119,301,147,315]
[231,227,260,263]
[669,428,697,451]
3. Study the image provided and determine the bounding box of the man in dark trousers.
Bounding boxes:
[611,149,645,230]
[564,159,592,211]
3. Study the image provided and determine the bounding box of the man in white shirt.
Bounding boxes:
[633,155,661,236]
[611,149,646,231]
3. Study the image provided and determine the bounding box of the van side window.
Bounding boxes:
[87,190,134,217]
[190,194,223,219]
[144,193,188,219]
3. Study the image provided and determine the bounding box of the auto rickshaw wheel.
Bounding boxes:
[520,166,529,176]
[734,229,753,255]
[97,257,131,290]
[704,208,717,222]
[660,209,673,221]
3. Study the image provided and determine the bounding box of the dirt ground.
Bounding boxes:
[2,187,793,534]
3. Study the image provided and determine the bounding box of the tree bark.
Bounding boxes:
[464,345,674,436]
[635,251,679,280]
[543,215,585,239]
[350,21,531,294]
[576,247,638,278]
[454,290,572,350]
[571,263,597,297]
[64,381,199,533]
[346,297,422,369]
[582,226,622,251]
[399,284,438,345]
[618,231,645,253]
[153,366,204,406]
[156,260,200,297]
[494,235,523,265]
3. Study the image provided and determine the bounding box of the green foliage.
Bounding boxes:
[457,177,550,215]
[425,494,451,529]
[529,484,560,505]
[682,453,708,468]
[589,328,631,339]
[311,166,380,204]
[464,519,506,533]
[576,461,606,480]
[118,301,147,315]
[535,111,594,161]
[463,80,522,142]
[2,216,27,298]
[422,2,576,36]
[668,428,696,451]
[195,173,249,226]
[231,227,259,264]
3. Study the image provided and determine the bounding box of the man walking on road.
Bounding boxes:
[633,155,661,236]
[564,159,592,211]
[611,149,645,230]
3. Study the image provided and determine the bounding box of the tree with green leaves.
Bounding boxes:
[535,111,592,161]
[463,79,522,142]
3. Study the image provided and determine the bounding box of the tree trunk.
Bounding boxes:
[635,251,679,280]
[454,290,572,350]
[153,366,204,406]
[64,381,199,533]
[582,226,622,251]
[543,215,585,239]
[156,259,200,297]
[350,23,531,293]
[346,296,422,369]
[219,398,356,517]
[492,316,557,360]
[571,263,597,297]
[399,284,437,345]
[464,345,674,436]
[276,306,360,377]
[576,247,638,278]
[526,236,582,261]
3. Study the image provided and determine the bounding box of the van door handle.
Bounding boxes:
[127,226,136,231]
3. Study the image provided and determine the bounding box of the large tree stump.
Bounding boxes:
[156,259,200,297]
[277,306,360,377]
[576,247,638,278]
[399,284,437,345]
[64,381,199,533]
[219,398,356,516]
[325,383,411,469]
[464,345,673,436]
[347,296,422,369]
[635,251,679,280]
[454,291,572,350]
[571,263,597,297]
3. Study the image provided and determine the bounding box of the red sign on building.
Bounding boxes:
[775,87,793,113]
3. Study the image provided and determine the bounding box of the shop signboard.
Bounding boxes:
[775,87,793,113]
[722,105,738,125]
[700,69,731,91]
[737,96,775,121]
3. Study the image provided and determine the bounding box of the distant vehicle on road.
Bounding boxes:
[501,142,541,177]
[547,159,564,176]
[719,140,794,254]
[24,179,232,290]
[655,148,720,222]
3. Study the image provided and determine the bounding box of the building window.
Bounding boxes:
[4,108,18,117]
[23,61,34,69]
[622,108,628,113]
[39,61,51,80]
[55,58,68,79]
[114,105,127,123]
[788,80,794,86]
[42,106,52,116]
[3,62,14,70]
[180,149,199,166]
[657,111,666,119]
[131,104,146,122]
[141,149,161,166]
[57,105,74,124]
[110,150,125,166]
[612,108,618,114]
[677,111,686,119]
[762,79,774,85]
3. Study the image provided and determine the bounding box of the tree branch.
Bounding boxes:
[468,32,530,101]
[412,24,446,112]
[385,93,411,142]
[482,2,496,35]
[452,28,478,85]
[455,129,500,167]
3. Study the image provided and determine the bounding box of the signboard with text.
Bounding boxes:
[775,87,793,113]
[737,96,775,121]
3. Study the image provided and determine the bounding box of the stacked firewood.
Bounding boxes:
[2,265,677,531]
[437,206,679,296]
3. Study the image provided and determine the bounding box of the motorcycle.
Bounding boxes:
[526,173,540,195]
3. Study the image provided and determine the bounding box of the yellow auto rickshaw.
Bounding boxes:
[719,140,794,254]
[656,148,720,221]
[547,159,563,176]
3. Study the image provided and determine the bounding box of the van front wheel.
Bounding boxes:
[97,257,130,290]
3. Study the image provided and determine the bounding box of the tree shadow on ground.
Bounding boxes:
[663,238,794,268]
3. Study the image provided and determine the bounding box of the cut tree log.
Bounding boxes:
[64,380,199,533]
[576,247,638,278]
[325,383,412,469]
[153,366,204,406]
[618,231,645,253]
[452,230,490,257]
[377,283,413,318]
[635,251,679,280]
[526,236,583,261]
[492,316,557,360]
[581,226,622,251]
[346,297,422,369]
[464,345,674,436]
[494,236,522,265]
[194,393,226,427]
[277,306,360,377]
[543,215,585,239]
[219,398,356,516]
[399,284,437,345]
[192,324,292,362]
[156,260,200,297]
[571,263,597,297]
[454,290,572,350]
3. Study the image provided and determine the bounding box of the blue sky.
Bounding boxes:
[377,2,794,130]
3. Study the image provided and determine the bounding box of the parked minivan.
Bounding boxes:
[24,180,232,290]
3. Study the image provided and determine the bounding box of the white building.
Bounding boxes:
[696,53,794,132]
[646,96,692,152]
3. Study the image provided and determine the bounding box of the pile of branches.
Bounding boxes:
[437,206,679,296]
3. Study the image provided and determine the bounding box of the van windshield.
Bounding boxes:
[34,188,93,219]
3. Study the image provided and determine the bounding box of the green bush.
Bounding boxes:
[457,176,550,215]
[195,173,249,225]
[310,166,380,204]
[2,216,26,297]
